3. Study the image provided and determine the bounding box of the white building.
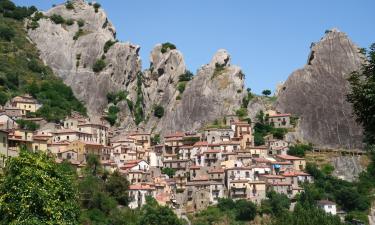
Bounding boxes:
[318,200,337,215]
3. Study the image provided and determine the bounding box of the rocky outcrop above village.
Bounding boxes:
[27,0,141,117]
[151,49,245,134]
[276,29,364,149]
[27,1,245,132]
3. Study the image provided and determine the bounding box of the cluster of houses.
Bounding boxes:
[0,94,325,214]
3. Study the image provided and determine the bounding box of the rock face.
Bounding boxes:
[27,0,141,118]
[276,29,364,149]
[27,1,245,132]
[152,49,245,133]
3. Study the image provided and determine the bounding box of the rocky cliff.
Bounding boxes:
[27,0,141,118]
[276,29,364,149]
[27,0,245,133]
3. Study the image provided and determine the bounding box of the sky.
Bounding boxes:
[14,0,375,94]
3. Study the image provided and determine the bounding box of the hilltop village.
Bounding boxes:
[0,94,318,213]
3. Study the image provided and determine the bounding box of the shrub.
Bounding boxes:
[0,25,15,41]
[287,143,313,157]
[161,168,176,178]
[65,1,74,10]
[176,95,181,100]
[32,12,44,22]
[126,99,133,112]
[50,14,65,24]
[27,20,39,30]
[151,134,160,145]
[65,18,74,26]
[16,119,40,131]
[77,19,85,27]
[177,82,186,93]
[103,40,116,53]
[27,59,45,73]
[153,105,164,118]
[93,3,101,13]
[235,108,248,118]
[92,59,106,72]
[73,29,85,40]
[212,63,226,78]
[161,42,176,53]
[178,70,193,82]
[0,91,9,105]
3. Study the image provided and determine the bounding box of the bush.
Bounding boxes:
[73,29,85,40]
[27,20,39,30]
[50,14,65,24]
[0,91,8,105]
[287,143,313,157]
[212,62,226,78]
[93,59,106,72]
[16,119,39,131]
[65,18,74,26]
[103,40,116,53]
[177,81,186,93]
[153,105,164,118]
[161,42,176,53]
[65,1,74,10]
[77,18,85,27]
[93,3,101,13]
[235,107,248,118]
[0,25,15,41]
[178,70,193,82]
[161,168,176,178]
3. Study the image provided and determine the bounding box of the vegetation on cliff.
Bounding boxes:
[0,7,86,122]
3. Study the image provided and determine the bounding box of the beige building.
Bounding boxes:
[11,95,40,117]
[268,113,292,128]
[276,155,306,171]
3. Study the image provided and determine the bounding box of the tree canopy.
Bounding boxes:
[0,149,80,224]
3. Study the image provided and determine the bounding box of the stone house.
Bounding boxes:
[203,128,234,144]
[10,95,40,117]
[78,123,109,146]
[162,159,191,171]
[276,154,306,171]
[317,200,337,215]
[0,114,17,130]
[51,129,93,143]
[268,113,292,128]
[247,146,268,158]
[248,181,267,204]
[128,183,156,209]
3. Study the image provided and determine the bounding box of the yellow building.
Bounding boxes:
[67,140,103,163]
[11,95,39,117]
[32,134,51,152]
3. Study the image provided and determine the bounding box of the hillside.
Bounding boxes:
[0,1,86,121]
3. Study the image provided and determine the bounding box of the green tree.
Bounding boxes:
[93,59,106,72]
[179,70,194,82]
[139,197,184,225]
[65,1,74,10]
[234,199,257,221]
[16,119,40,131]
[154,105,164,118]
[77,18,85,27]
[161,42,176,53]
[105,170,130,206]
[287,143,313,157]
[93,3,101,13]
[0,149,80,224]
[161,167,176,178]
[261,191,290,216]
[50,14,65,24]
[262,89,272,96]
[347,43,375,145]
[0,24,14,41]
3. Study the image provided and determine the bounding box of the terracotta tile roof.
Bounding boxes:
[260,174,285,179]
[268,182,292,186]
[193,141,208,146]
[208,168,224,173]
[129,184,155,190]
[164,132,185,138]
